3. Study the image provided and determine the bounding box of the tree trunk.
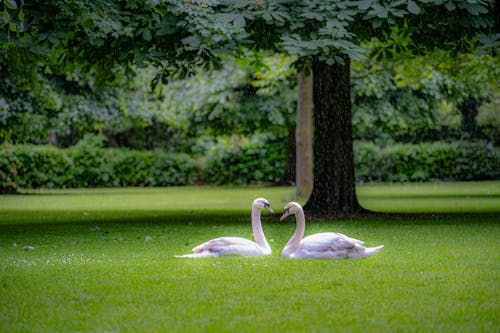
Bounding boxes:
[459,97,479,139]
[48,131,58,147]
[295,71,313,198]
[281,125,296,185]
[303,55,366,217]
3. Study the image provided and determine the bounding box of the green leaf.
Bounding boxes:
[444,1,456,11]
[325,57,335,65]
[234,15,246,28]
[369,4,389,19]
[262,12,272,22]
[142,29,152,41]
[407,1,421,15]
[230,0,247,9]
[216,13,239,23]
[5,0,17,10]
[156,17,178,36]
[357,0,374,10]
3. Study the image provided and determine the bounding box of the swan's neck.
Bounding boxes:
[251,206,271,251]
[283,209,305,255]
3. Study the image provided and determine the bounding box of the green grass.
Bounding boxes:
[357,181,500,213]
[1,182,499,332]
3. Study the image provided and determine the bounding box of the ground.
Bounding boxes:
[0,182,498,332]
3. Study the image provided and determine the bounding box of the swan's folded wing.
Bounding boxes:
[192,237,256,253]
[301,233,362,253]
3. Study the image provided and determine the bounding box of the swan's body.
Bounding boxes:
[175,198,273,258]
[280,202,383,260]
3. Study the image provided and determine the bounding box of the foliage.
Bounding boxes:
[14,144,74,189]
[352,60,453,143]
[1,0,247,80]
[201,133,286,185]
[2,0,495,84]
[5,47,499,150]
[0,143,18,193]
[2,138,498,192]
[351,46,500,143]
[1,0,496,146]
[154,53,296,142]
[0,138,196,191]
[0,52,296,151]
[354,140,500,182]
[0,56,60,144]
[3,0,494,82]
[477,93,500,144]
[0,64,165,147]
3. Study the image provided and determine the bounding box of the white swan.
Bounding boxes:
[280,202,383,259]
[175,198,274,258]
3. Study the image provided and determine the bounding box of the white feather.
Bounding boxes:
[281,202,383,260]
[175,198,273,258]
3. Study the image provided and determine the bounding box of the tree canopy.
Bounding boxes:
[2,1,496,78]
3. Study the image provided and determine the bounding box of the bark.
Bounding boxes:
[303,55,366,217]
[48,131,58,147]
[281,125,296,185]
[459,97,479,138]
[295,71,313,198]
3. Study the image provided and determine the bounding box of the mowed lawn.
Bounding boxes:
[0,182,499,332]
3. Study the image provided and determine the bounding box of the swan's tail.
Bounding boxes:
[362,245,384,258]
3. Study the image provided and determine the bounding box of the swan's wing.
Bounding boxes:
[192,237,266,256]
[300,232,363,253]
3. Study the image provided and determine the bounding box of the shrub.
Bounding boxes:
[201,134,286,185]
[69,135,114,187]
[0,143,19,193]
[14,145,74,189]
[1,139,498,191]
[477,94,500,145]
[150,153,195,186]
[1,141,196,190]
[354,141,500,182]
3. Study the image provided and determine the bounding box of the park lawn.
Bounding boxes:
[0,182,499,332]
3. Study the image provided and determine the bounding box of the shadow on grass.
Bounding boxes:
[360,194,500,199]
[1,208,499,232]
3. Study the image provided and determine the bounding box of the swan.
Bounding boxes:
[175,198,274,258]
[280,202,383,259]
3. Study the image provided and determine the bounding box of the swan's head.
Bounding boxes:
[280,202,302,221]
[253,198,274,213]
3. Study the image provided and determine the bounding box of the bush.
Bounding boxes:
[150,153,195,186]
[0,144,19,193]
[477,94,500,145]
[69,134,114,187]
[0,141,196,190]
[201,134,286,185]
[14,145,74,189]
[1,139,498,191]
[354,141,500,182]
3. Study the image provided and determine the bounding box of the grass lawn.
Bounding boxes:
[0,182,499,332]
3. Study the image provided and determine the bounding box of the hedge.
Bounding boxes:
[200,135,286,185]
[354,141,499,182]
[0,144,195,192]
[1,140,498,192]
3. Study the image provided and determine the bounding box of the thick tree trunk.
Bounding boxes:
[295,71,313,198]
[303,55,365,217]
